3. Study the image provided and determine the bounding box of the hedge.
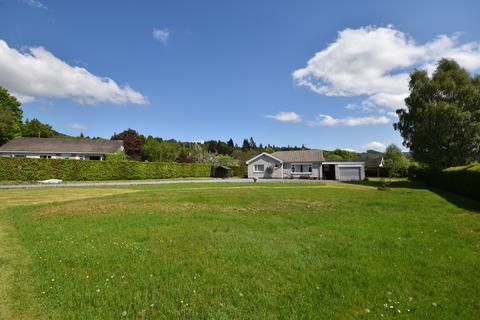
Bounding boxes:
[410,163,480,200]
[0,157,212,181]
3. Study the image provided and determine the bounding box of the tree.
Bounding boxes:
[242,138,250,150]
[384,144,409,177]
[22,118,55,138]
[333,148,357,160]
[249,137,257,149]
[0,87,22,145]
[394,59,480,168]
[111,129,144,161]
[212,154,239,167]
[143,136,180,162]
[227,138,234,149]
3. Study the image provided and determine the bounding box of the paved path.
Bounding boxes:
[0,178,329,189]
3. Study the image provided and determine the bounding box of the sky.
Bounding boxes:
[1,0,479,152]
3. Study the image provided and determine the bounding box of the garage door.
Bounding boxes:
[339,166,361,181]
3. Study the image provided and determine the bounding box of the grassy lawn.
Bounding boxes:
[0,182,479,319]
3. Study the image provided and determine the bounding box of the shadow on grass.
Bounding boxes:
[345,179,480,213]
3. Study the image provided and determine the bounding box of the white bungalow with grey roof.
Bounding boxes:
[246,150,365,181]
[0,137,124,160]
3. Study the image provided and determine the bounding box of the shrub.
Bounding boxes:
[377,178,391,191]
[0,158,211,181]
[104,150,127,161]
[411,163,480,200]
[230,165,247,178]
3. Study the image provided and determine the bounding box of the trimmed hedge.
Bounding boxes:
[410,163,480,200]
[0,157,212,181]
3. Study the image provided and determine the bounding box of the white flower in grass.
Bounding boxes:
[122,310,127,316]
[96,288,100,293]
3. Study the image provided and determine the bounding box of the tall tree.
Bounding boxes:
[249,137,257,149]
[241,138,250,151]
[0,87,23,145]
[384,144,409,177]
[395,59,480,168]
[22,118,55,138]
[111,129,144,161]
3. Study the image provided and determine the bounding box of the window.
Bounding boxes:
[254,164,265,172]
[291,164,313,174]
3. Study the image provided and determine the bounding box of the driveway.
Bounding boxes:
[0,178,329,189]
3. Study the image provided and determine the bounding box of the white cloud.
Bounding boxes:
[152,28,170,44]
[309,114,390,127]
[21,0,47,10]
[266,111,302,122]
[69,123,87,130]
[293,26,480,111]
[363,141,386,152]
[0,40,148,105]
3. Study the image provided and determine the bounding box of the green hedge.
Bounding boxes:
[410,163,480,200]
[0,157,212,181]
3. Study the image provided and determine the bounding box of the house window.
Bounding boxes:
[254,164,265,172]
[291,164,313,174]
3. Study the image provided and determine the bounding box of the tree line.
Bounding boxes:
[1,58,478,170]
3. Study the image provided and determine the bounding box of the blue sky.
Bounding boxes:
[1,0,479,151]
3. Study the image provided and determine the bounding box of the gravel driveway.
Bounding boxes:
[0,178,328,189]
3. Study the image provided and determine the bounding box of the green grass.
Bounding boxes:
[1,182,479,319]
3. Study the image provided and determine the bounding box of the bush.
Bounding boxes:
[230,165,247,178]
[411,163,480,200]
[377,178,391,191]
[0,157,212,181]
[104,150,127,161]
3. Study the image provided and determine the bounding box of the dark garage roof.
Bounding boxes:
[0,137,124,154]
[271,150,325,162]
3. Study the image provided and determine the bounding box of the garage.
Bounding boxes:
[338,166,362,181]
